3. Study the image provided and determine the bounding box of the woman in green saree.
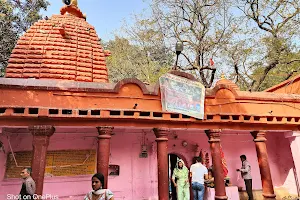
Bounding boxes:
[172,159,190,200]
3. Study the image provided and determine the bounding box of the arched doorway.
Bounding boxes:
[168,153,189,200]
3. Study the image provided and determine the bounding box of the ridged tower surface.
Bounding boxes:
[5,6,109,83]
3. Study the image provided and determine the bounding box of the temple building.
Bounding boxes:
[0,2,300,200]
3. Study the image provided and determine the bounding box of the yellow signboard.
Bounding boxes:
[5,150,96,178]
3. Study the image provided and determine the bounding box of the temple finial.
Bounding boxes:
[61,0,85,19]
[62,0,78,7]
[221,73,225,79]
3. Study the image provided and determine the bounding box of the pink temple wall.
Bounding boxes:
[266,132,298,194]
[0,130,298,200]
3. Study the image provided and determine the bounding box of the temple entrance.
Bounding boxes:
[168,153,183,200]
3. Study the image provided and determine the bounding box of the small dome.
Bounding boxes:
[5,5,108,83]
[215,75,239,91]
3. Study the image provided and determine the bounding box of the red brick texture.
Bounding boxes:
[5,6,108,83]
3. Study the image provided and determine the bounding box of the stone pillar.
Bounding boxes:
[205,129,227,200]
[97,126,113,189]
[251,131,276,199]
[153,128,169,200]
[28,125,55,195]
[284,131,300,196]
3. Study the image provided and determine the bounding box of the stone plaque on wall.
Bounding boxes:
[5,150,96,178]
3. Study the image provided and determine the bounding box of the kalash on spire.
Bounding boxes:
[61,0,86,20]
[62,0,78,7]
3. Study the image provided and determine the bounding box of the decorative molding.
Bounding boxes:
[113,78,157,95]
[28,125,55,137]
[205,129,222,143]
[97,126,114,139]
[153,128,169,141]
[251,131,267,142]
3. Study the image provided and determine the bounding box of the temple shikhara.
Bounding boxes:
[0,2,300,200]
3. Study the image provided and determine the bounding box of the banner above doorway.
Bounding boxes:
[159,73,205,119]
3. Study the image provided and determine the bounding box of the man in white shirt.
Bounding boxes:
[190,157,208,200]
[237,155,253,200]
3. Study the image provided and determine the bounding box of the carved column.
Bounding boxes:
[29,125,55,195]
[153,128,169,200]
[251,131,276,199]
[97,126,113,189]
[205,129,227,200]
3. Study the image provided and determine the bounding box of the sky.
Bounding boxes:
[41,0,150,42]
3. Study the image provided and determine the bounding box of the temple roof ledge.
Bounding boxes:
[1,76,300,102]
[113,78,158,95]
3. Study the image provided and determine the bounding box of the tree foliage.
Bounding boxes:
[105,15,173,84]
[115,0,300,91]
[231,0,300,91]
[0,0,49,76]
[150,0,236,88]
[104,37,170,84]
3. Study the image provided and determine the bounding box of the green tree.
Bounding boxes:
[124,0,300,90]
[104,37,170,83]
[0,0,49,77]
[225,0,300,91]
[105,13,173,84]
[122,16,173,68]
[149,0,236,88]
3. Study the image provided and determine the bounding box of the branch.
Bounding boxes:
[249,79,256,92]
[181,52,197,69]
[235,66,251,89]
[243,0,276,36]
[199,69,209,87]
[234,61,239,82]
[277,8,300,30]
[284,59,300,65]
[252,60,279,91]
[284,70,298,81]
[178,66,196,71]
[200,66,216,71]
[288,58,300,65]
[208,68,217,88]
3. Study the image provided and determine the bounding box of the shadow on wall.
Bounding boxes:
[266,133,298,195]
